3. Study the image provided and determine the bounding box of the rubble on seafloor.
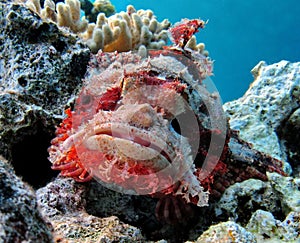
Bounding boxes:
[0,0,299,242]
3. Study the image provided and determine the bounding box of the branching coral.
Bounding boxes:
[22,0,171,53]
[56,0,88,33]
[25,0,88,33]
[21,0,209,56]
[82,5,171,53]
[186,35,209,57]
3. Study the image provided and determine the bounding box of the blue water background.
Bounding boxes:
[111,0,300,102]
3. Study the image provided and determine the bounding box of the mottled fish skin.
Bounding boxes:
[48,45,213,206]
[48,19,287,219]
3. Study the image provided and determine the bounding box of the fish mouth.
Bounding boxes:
[83,123,175,165]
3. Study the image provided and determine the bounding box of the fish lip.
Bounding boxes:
[89,122,174,163]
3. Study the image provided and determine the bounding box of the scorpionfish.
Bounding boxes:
[48,18,287,220]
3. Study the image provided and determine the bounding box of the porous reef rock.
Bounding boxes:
[246,210,300,242]
[0,156,53,242]
[279,106,300,176]
[224,60,300,175]
[195,221,256,243]
[0,2,90,162]
[267,172,300,214]
[214,178,283,225]
[214,172,300,227]
[36,177,145,242]
[221,60,300,243]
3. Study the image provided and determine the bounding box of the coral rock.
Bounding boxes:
[214,178,283,225]
[267,172,300,214]
[224,60,300,174]
[0,1,89,185]
[196,221,256,243]
[36,177,145,242]
[246,210,300,242]
[279,107,300,176]
[36,168,192,242]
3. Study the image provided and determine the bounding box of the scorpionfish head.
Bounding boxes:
[49,49,220,207]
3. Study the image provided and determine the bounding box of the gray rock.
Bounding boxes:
[220,59,300,243]
[267,172,300,213]
[49,214,145,243]
[36,177,146,242]
[279,107,300,176]
[195,221,256,243]
[0,2,90,161]
[0,156,53,243]
[224,60,300,174]
[36,177,86,219]
[214,179,283,225]
[85,180,157,225]
[246,210,300,242]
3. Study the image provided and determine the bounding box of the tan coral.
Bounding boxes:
[56,0,88,33]
[41,0,57,22]
[82,5,171,53]
[186,35,209,57]
[21,1,170,53]
[103,19,132,52]
[25,0,42,14]
[24,0,57,22]
[24,0,87,33]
